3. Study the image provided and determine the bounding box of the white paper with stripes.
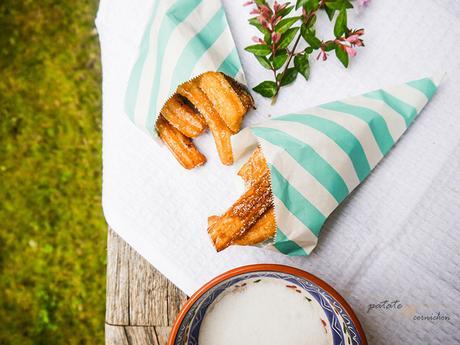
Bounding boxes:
[124,0,244,137]
[232,76,442,256]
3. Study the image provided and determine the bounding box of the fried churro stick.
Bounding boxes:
[209,209,276,246]
[233,147,276,245]
[209,147,276,247]
[197,72,254,133]
[161,94,206,138]
[177,80,233,165]
[224,74,254,113]
[208,171,273,251]
[233,208,276,245]
[156,115,206,169]
[237,147,269,187]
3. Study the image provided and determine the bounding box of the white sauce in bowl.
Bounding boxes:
[198,277,330,345]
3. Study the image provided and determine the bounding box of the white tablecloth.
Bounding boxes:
[96,0,460,343]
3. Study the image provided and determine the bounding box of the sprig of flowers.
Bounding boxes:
[244,0,366,103]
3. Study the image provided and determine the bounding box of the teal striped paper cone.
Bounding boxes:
[232,76,442,256]
[124,0,244,136]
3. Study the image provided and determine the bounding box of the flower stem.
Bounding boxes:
[271,32,303,103]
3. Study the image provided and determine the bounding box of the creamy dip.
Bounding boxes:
[198,277,330,345]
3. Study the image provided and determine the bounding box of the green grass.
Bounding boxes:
[0,1,105,344]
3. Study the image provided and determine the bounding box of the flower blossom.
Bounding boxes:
[271,32,281,45]
[273,1,288,14]
[344,46,357,57]
[316,48,328,61]
[357,0,370,6]
[252,36,265,44]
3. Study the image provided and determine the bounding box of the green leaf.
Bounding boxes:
[294,53,310,80]
[297,0,319,10]
[264,31,271,44]
[305,46,314,54]
[249,17,270,35]
[245,44,272,56]
[325,1,341,10]
[296,0,309,10]
[343,0,354,8]
[308,0,320,10]
[273,53,288,70]
[324,42,336,51]
[275,17,300,34]
[280,68,298,86]
[334,9,347,37]
[325,0,353,10]
[335,45,349,67]
[301,24,321,49]
[278,5,294,17]
[278,27,299,49]
[305,13,317,28]
[325,6,335,20]
[253,80,277,97]
[256,56,272,69]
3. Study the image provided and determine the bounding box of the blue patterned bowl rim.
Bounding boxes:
[168,264,367,345]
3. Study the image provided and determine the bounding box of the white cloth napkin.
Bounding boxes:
[96,0,460,343]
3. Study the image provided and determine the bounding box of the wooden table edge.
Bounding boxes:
[105,228,188,345]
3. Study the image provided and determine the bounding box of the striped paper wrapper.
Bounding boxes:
[124,0,244,137]
[232,76,442,256]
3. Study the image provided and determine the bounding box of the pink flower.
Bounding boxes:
[250,8,260,15]
[357,0,370,6]
[257,15,269,28]
[259,5,272,17]
[243,1,254,6]
[272,15,282,26]
[346,29,364,46]
[316,49,328,61]
[346,34,360,44]
[273,1,287,13]
[252,36,265,44]
[345,46,357,57]
[271,32,281,45]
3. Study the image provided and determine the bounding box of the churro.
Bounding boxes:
[161,94,206,138]
[208,170,273,251]
[177,80,234,165]
[197,72,254,133]
[156,115,206,169]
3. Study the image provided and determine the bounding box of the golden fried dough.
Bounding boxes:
[208,171,273,251]
[224,74,254,114]
[177,80,233,165]
[233,207,276,246]
[237,147,269,187]
[209,207,276,246]
[161,95,206,138]
[156,72,253,168]
[156,115,206,169]
[197,72,254,133]
[234,148,275,246]
[208,148,276,250]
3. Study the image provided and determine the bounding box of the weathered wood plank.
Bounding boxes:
[128,244,169,326]
[124,326,160,345]
[106,229,131,325]
[167,280,188,324]
[105,324,129,345]
[154,327,172,345]
[106,227,188,345]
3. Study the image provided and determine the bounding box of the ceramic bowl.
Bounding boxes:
[168,264,367,345]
